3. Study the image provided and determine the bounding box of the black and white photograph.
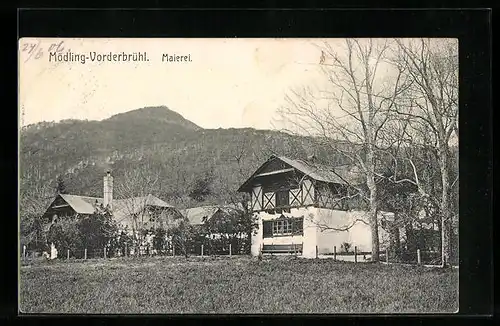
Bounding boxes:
[19,37,459,314]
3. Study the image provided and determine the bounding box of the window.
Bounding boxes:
[275,189,291,213]
[263,217,304,238]
[276,189,290,207]
[272,219,293,235]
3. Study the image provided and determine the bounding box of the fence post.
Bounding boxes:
[84,248,87,260]
[354,246,358,263]
[23,245,26,261]
[315,245,318,259]
[103,247,107,259]
[333,246,336,261]
[67,249,70,260]
[386,248,389,263]
[125,243,128,257]
[201,244,204,257]
[417,249,421,265]
[173,244,175,256]
[229,243,232,257]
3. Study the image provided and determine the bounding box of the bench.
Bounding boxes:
[262,244,303,254]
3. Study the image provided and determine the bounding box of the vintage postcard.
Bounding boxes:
[19,38,459,314]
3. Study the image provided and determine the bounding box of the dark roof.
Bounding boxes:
[181,206,220,225]
[237,155,363,192]
[181,204,244,226]
[56,194,175,215]
[112,194,177,229]
[59,194,103,214]
[45,194,178,230]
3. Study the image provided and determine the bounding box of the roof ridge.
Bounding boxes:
[285,156,352,170]
[60,194,102,199]
[185,205,220,210]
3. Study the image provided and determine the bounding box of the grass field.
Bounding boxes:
[19,256,458,314]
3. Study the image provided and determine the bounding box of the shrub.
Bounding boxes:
[45,206,119,258]
[167,218,196,258]
[341,242,351,253]
[153,228,167,254]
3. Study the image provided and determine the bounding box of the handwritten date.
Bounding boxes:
[21,40,66,62]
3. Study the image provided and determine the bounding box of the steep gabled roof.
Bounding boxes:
[111,194,178,228]
[237,155,363,192]
[277,156,351,185]
[181,206,221,226]
[59,194,103,214]
[113,194,174,213]
[182,203,244,226]
[56,193,174,216]
[44,194,178,231]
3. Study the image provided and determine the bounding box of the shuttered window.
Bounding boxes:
[302,179,314,205]
[251,186,263,211]
[289,188,301,206]
[263,220,273,238]
[293,217,304,235]
[263,192,276,210]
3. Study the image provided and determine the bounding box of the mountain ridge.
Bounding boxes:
[20,106,348,213]
[104,106,202,131]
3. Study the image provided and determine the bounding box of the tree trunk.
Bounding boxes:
[366,168,380,262]
[436,214,443,255]
[369,195,380,262]
[439,150,452,267]
[391,212,401,258]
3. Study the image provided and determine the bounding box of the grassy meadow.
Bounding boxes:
[19,256,458,314]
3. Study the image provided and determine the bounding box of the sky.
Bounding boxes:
[19,38,339,130]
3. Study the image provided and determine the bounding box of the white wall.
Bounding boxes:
[250,212,263,256]
[251,205,392,258]
[251,207,315,257]
[315,209,350,254]
[316,209,391,254]
[301,207,318,258]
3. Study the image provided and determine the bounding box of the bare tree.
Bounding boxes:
[159,153,191,207]
[389,38,459,266]
[114,166,163,254]
[278,39,411,261]
[19,170,56,249]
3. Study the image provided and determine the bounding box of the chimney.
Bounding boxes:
[103,171,113,209]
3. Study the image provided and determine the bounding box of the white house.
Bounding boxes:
[237,155,391,258]
[42,172,182,230]
[40,171,183,256]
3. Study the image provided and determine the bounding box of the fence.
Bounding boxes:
[383,248,444,266]
[20,243,455,268]
[310,245,454,267]
[20,240,245,263]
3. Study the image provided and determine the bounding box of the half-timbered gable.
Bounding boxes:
[238,155,379,258]
[238,155,363,213]
[315,182,349,210]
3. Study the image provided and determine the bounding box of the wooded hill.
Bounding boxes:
[20,106,352,214]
